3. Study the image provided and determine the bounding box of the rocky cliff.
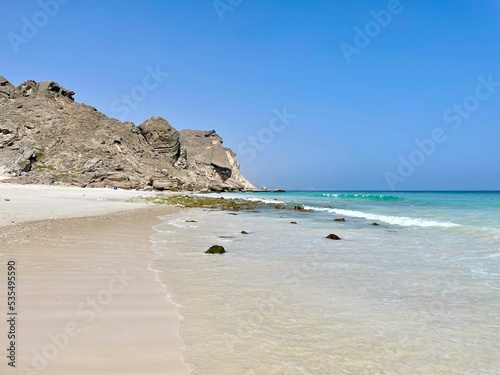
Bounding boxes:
[0,76,255,192]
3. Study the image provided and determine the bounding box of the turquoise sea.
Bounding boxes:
[150,191,500,374]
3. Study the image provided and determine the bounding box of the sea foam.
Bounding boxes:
[306,206,460,228]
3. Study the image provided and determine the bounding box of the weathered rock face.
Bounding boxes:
[175,129,256,191]
[0,76,15,99]
[0,76,255,191]
[139,117,180,164]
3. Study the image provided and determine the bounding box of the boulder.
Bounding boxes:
[334,218,346,222]
[372,222,380,226]
[152,179,176,191]
[12,148,42,173]
[40,175,55,185]
[290,221,298,224]
[205,245,226,254]
[241,231,249,234]
[326,234,341,240]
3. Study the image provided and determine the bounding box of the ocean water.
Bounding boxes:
[150,191,500,374]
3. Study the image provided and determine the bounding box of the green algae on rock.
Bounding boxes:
[146,195,259,211]
[205,245,226,254]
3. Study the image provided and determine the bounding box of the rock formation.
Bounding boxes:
[0,76,255,191]
[138,117,180,164]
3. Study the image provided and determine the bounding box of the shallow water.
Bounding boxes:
[150,191,500,374]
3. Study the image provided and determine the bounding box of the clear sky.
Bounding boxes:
[1,1,499,190]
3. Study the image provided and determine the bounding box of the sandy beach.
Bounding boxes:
[0,183,191,374]
[3,184,500,374]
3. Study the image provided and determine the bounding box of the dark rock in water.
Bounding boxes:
[273,189,286,192]
[228,213,238,215]
[293,205,312,212]
[290,221,298,224]
[334,218,346,222]
[241,231,249,234]
[371,222,380,226]
[326,234,341,240]
[185,220,197,222]
[274,204,286,209]
[205,245,226,254]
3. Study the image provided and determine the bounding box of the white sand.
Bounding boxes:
[0,183,191,374]
[0,183,160,227]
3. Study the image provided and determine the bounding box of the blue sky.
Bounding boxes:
[1,1,499,190]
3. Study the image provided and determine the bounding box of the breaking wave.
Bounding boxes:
[319,193,403,201]
[306,206,460,228]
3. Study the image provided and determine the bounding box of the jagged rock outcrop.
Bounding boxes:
[37,81,75,101]
[0,76,15,99]
[0,76,255,191]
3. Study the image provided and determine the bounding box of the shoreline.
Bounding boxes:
[0,184,191,374]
